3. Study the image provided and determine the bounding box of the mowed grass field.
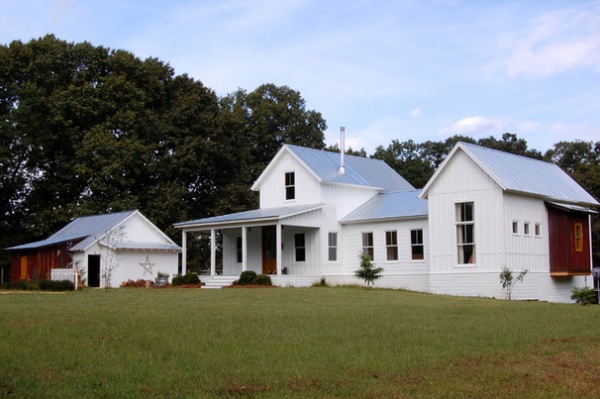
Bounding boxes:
[1,286,599,398]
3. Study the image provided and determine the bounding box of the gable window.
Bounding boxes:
[512,221,519,234]
[574,223,583,252]
[236,236,242,263]
[328,232,337,261]
[411,229,424,260]
[535,223,541,237]
[362,232,374,260]
[456,202,475,264]
[295,233,306,262]
[524,222,530,236]
[386,231,398,261]
[285,172,295,200]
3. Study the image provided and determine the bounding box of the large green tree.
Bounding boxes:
[0,36,329,278]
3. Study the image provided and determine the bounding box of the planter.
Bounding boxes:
[155,276,169,287]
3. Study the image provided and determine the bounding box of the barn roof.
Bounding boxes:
[341,190,428,223]
[7,210,137,251]
[420,142,599,206]
[252,145,414,192]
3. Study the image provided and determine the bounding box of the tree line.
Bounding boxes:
[1,35,598,275]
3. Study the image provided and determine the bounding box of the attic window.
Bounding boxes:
[285,172,295,200]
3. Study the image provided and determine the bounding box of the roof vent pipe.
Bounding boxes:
[339,126,345,175]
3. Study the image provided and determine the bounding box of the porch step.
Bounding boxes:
[201,276,237,289]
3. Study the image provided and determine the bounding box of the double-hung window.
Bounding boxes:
[385,231,398,261]
[328,232,337,261]
[285,172,295,200]
[411,229,424,260]
[456,202,475,264]
[362,232,374,260]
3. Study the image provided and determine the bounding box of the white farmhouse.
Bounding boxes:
[175,142,598,302]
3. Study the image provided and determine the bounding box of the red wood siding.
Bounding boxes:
[547,205,591,276]
[10,243,73,282]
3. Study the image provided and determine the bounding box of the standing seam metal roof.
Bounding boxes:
[173,204,324,228]
[460,142,599,205]
[341,190,428,223]
[286,145,414,191]
[6,210,137,251]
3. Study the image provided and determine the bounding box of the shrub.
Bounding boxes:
[8,280,29,290]
[172,273,200,286]
[239,270,257,286]
[571,286,598,305]
[253,274,272,286]
[39,280,75,291]
[171,275,184,286]
[182,272,200,285]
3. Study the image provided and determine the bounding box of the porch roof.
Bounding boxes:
[340,189,428,223]
[174,204,324,230]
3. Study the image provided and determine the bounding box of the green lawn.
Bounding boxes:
[1,287,599,398]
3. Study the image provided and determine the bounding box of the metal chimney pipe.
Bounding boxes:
[339,126,345,175]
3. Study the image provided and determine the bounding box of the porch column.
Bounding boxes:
[276,224,282,275]
[181,230,187,275]
[210,228,216,276]
[242,226,248,272]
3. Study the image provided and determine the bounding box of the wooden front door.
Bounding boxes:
[262,226,277,275]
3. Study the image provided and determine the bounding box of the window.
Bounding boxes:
[512,221,519,234]
[362,232,374,260]
[295,233,305,262]
[328,232,337,261]
[285,172,295,200]
[456,202,475,264]
[386,231,398,261]
[236,236,242,263]
[411,229,424,260]
[574,223,583,252]
[535,223,541,236]
[524,222,530,235]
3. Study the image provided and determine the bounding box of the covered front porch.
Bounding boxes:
[174,204,325,284]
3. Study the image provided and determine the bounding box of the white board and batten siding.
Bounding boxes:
[503,193,549,274]
[340,218,430,291]
[427,149,505,274]
[257,151,322,209]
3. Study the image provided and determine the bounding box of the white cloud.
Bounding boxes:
[439,116,496,136]
[488,5,600,79]
[409,108,423,118]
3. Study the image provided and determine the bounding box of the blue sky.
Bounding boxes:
[2,0,599,154]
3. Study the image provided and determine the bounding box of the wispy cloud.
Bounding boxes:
[488,4,600,79]
[439,116,496,136]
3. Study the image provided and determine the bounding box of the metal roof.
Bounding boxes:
[341,190,428,223]
[174,203,324,229]
[106,242,182,252]
[421,142,599,206]
[284,145,414,191]
[7,210,137,251]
